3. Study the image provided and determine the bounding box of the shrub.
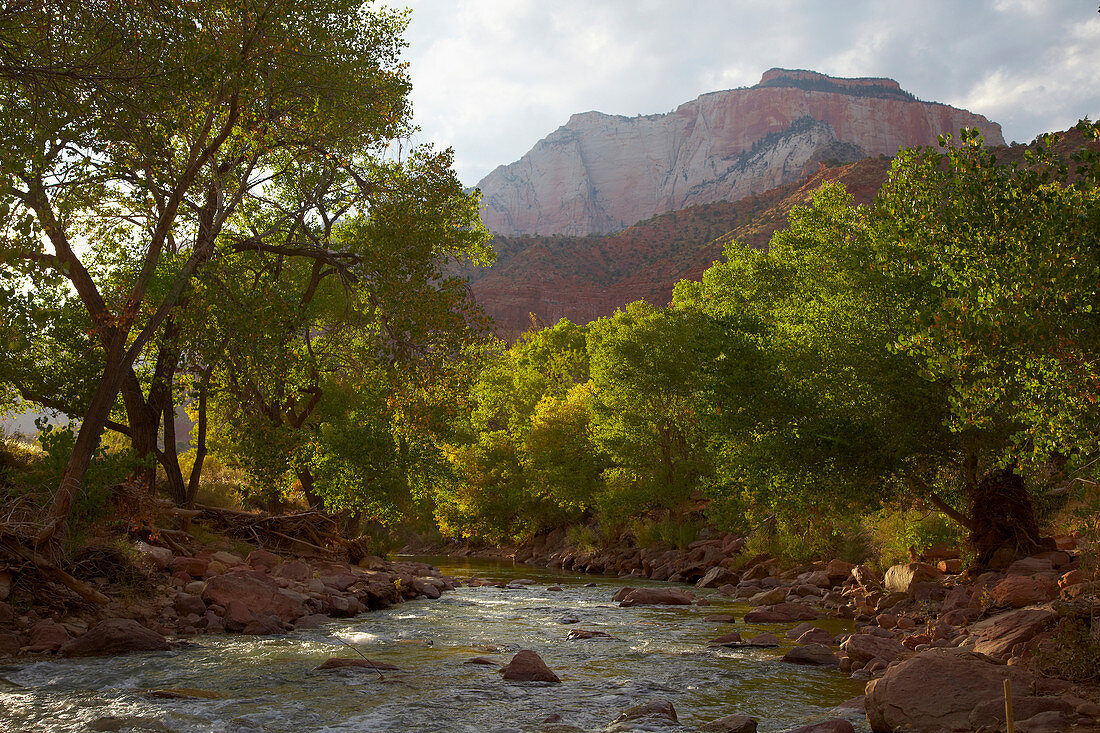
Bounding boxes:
[863,505,966,571]
[1033,617,1100,682]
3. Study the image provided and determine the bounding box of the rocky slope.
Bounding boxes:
[477,68,1003,237]
[469,156,892,339]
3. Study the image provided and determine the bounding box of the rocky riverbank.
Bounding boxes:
[428,531,1100,732]
[0,540,456,659]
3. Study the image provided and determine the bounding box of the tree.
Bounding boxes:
[587,301,711,517]
[0,1,456,549]
[679,123,1100,564]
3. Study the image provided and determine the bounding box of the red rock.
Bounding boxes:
[824,559,855,583]
[241,615,285,635]
[781,644,839,666]
[742,603,822,623]
[26,618,71,652]
[796,628,835,645]
[610,699,677,727]
[970,608,1056,660]
[698,713,757,732]
[883,562,942,593]
[0,631,22,655]
[745,633,780,646]
[0,600,13,626]
[133,542,173,570]
[464,656,501,666]
[968,695,1075,731]
[273,560,312,582]
[201,573,307,627]
[500,650,560,682]
[1058,568,1087,588]
[708,632,743,645]
[611,587,637,602]
[1005,556,1054,576]
[246,549,281,571]
[747,586,789,606]
[866,648,1032,733]
[60,619,169,656]
[168,556,210,578]
[778,720,854,733]
[697,566,738,588]
[618,588,692,607]
[940,585,975,612]
[937,558,963,573]
[173,593,206,618]
[840,633,909,665]
[990,575,1059,607]
[315,657,400,671]
[704,614,737,623]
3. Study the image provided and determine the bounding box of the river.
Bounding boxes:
[0,556,867,732]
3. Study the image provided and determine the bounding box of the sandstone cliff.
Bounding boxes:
[476,69,1003,236]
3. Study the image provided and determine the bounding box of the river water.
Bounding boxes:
[0,556,867,732]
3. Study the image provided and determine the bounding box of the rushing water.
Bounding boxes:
[0,556,867,732]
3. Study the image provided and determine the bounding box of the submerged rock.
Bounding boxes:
[315,657,401,671]
[607,699,678,730]
[698,714,757,732]
[617,588,692,607]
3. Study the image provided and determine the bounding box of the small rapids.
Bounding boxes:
[0,557,867,732]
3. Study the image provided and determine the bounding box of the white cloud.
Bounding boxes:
[399,0,1100,184]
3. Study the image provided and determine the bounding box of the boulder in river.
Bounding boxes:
[26,618,71,652]
[698,714,757,732]
[566,629,616,640]
[617,588,692,607]
[202,573,308,628]
[781,644,839,666]
[61,619,169,656]
[742,602,822,623]
[840,633,909,666]
[777,720,855,733]
[315,657,401,671]
[500,649,560,682]
[608,699,678,730]
[865,647,1032,733]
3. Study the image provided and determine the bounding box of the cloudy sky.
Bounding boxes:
[398,0,1100,187]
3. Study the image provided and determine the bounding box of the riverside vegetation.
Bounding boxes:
[2,2,1100,731]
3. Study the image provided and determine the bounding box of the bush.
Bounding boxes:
[1034,617,1100,681]
[863,505,966,571]
[629,517,700,550]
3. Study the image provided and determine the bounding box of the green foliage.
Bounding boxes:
[629,518,700,550]
[1034,618,1100,682]
[588,302,711,515]
[863,506,967,570]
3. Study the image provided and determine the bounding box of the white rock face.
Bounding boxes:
[476,70,1003,236]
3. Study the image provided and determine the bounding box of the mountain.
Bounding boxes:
[468,157,893,339]
[475,68,1003,237]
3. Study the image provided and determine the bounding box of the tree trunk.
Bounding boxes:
[38,356,126,553]
[967,467,1050,568]
[160,377,188,506]
[185,369,211,507]
[297,467,324,511]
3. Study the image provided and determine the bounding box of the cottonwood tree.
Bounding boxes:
[0,0,469,550]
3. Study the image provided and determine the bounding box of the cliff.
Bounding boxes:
[476,69,1003,237]
[469,157,893,340]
